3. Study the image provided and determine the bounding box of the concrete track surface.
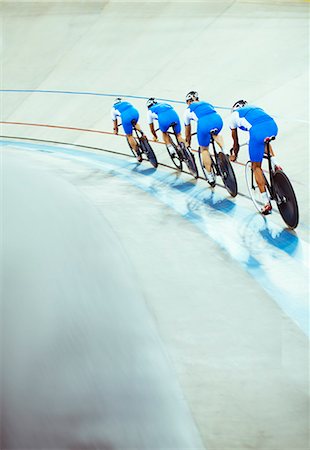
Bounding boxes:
[1,2,309,450]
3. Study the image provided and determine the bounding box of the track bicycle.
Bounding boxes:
[124,120,158,168]
[196,129,238,197]
[164,122,198,179]
[244,136,299,229]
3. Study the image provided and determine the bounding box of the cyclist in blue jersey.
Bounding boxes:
[229,100,281,215]
[111,97,142,162]
[146,98,186,154]
[184,91,225,186]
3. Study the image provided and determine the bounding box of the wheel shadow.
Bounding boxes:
[259,225,299,257]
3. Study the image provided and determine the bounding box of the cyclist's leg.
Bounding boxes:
[197,118,212,172]
[213,134,224,150]
[161,131,171,146]
[126,133,142,162]
[249,130,271,213]
[134,123,142,132]
[176,132,186,146]
[252,162,265,193]
[252,162,271,214]
[122,107,139,134]
[200,146,211,172]
[170,115,186,145]
[263,120,280,170]
[158,111,180,155]
[126,134,137,151]
[249,134,265,194]
[123,109,141,161]
[160,110,185,144]
[210,113,225,151]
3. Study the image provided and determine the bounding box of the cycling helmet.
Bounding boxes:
[114,97,122,105]
[232,99,248,111]
[185,91,199,103]
[146,97,158,108]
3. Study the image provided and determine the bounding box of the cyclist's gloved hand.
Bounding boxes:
[230,145,239,162]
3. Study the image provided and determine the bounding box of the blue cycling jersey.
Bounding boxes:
[188,101,215,118]
[149,103,173,114]
[237,105,273,126]
[114,101,133,114]
[230,105,278,162]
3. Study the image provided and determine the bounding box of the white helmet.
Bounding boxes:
[185,91,199,102]
[232,100,247,111]
[114,97,122,105]
[146,97,158,108]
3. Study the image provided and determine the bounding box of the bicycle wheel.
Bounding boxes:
[273,170,299,229]
[245,161,265,212]
[140,137,158,168]
[216,152,238,197]
[182,144,198,179]
[166,137,183,170]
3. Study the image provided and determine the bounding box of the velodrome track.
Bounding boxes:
[1,2,309,450]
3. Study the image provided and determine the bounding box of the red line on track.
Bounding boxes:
[0,120,250,165]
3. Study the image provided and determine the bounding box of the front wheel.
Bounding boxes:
[273,170,299,229]
[140,137,158,168]
[216,152,238,197]
[182,144,198,179]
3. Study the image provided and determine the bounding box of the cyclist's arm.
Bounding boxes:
[113,119,118,134]
[229,111,240,161]
[230,128,239,161]
[184,109,192,146]
[185,124,191,146]
[148,110,158,140]
[149,122,158,140]
[111,108,119,134]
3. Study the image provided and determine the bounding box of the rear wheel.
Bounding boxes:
[273,170,299,229]
[166,136,183,170]
[245,161,265,212]
[216,152,238,197]
[140,137,158,168]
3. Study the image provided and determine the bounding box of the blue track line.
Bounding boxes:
[0,89,233,110]
[2,89,309,123]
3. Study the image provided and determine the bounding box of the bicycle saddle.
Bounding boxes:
[210,128,219,135]
[264,136,276,143]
